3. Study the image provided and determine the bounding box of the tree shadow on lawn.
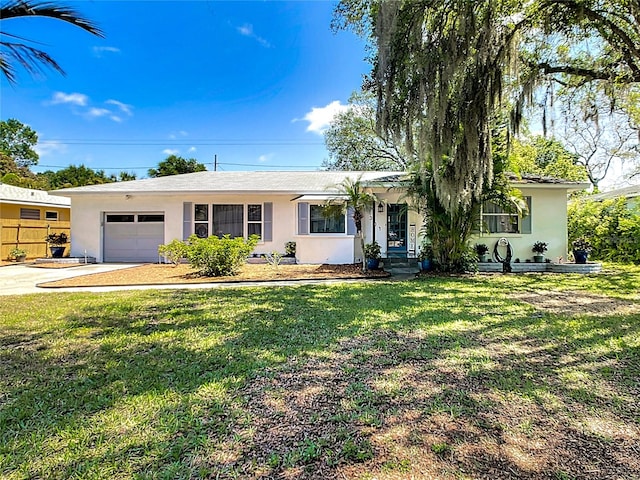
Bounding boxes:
[1,279,639,479]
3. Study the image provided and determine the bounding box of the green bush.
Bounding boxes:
[568,198,640,264]
[186,234,259,276]
[158,239,188,266]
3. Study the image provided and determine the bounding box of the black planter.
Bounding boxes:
[50,246,66,258]
[573,250,589,264]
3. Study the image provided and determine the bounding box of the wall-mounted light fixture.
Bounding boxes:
[378,202,384,213]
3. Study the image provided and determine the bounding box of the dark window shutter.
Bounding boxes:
[183,202,193,240]
[263,202,273,242]
[298,202,308,235]
[521,196,532,234]
[346,207,356,235]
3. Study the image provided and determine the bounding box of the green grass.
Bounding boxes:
[1,265,639,479]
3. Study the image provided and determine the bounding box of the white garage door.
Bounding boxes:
[104,213,164,262]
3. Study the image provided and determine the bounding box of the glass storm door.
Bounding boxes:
[387,204,407,254]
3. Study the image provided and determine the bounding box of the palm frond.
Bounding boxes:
[1,1,104,37]
[0,0,102,83]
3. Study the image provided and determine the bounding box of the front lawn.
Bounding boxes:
[1,266,639,479]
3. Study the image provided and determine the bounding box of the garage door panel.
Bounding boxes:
[104,213,164,262]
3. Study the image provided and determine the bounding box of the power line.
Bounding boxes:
[35,162,323,171]
[38,139,325,146]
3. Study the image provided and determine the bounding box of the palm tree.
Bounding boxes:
[1,0,103,84]
[326,175,378,271]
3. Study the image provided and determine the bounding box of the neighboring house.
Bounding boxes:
[0,183,71,260]
[588,184,640,208]
[54,171,587,264]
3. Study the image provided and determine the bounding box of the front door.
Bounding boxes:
[387,204,407,256]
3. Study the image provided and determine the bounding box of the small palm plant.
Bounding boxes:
[325,175,378,271]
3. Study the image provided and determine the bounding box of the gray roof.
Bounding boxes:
[0,183,71,207]
[51,170,587,197]
[589,184,640,201]
[52,171,407,196]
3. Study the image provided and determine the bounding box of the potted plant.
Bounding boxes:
[363,241,381,270]
[418,243,434,271]
[572,238,592,264]
[8,247,27,262]
[46,232,68,258]
[475,243,489,262]
[532,241,548,263]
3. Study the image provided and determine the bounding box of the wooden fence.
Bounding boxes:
[0,219,71,260]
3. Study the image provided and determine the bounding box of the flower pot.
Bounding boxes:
[366,258,380,270]
[573,250,588,264]
[478,254,488,263]
[14,255,26,262]
[50,246,66,258]
[533,254,544,263]
[419,258,432,271]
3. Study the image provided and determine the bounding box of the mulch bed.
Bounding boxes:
[38,263,390,288]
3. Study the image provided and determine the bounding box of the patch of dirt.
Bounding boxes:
[212,331,640,479]
[38,263,389,288]
[513,290,639,315]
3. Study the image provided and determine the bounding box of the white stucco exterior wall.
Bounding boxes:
[474,186,571,262]
[65,183,574,265]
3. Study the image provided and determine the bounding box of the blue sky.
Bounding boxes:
[1,0,370,178]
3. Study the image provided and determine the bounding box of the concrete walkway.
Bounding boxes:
[0,263,139,296]
[0,263,396,296]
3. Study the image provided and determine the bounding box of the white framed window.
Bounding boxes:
[194,204,209,238]
[45,211,59,221]
[247,204,262,239]
[309,204,346,234]
[212,204,244,238]
[481,196,531,234]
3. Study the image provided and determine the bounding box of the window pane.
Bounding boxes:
[213,204,243,238]
[310,205,345,234]
[45,211,59,221]
[106,214,134,223]
[195,223,208,238]
[20,208,40,220]
[194,204,208,221]
[138,214,164,222]
[248,223,262,238]
[485,214,519,233]
[247,204,262,222]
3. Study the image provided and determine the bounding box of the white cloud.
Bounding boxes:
[163,149,180,155]
[50,92,89,106]
[34,140,67,157]
[237,23,271,48]
[110,115,122,123]
[87,107,111,118]
[168,131,188,140]
[105,99,133,116]
[188,146,197,153]
[258,153,274,163]
[93,46,121,57]
[300,101,350,134]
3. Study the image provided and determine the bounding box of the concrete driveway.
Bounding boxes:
[0,263,138,296]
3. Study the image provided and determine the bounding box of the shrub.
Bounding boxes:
[186,234,259,277]
[158,239,188,266]
[568,198,640,264]
[285,241,296,256]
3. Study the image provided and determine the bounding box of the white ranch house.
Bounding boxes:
[54,171,587,264]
